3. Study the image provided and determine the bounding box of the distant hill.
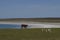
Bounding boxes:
[0,18,60,22]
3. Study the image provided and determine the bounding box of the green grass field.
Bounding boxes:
[0,28,60,40]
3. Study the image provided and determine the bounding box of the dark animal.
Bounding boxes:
[21,24,28,29]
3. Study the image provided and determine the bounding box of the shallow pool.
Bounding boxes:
[0,24,20,29]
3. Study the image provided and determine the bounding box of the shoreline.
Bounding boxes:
[0,21,60,28]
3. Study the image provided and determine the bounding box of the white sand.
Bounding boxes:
[0,21,60,28]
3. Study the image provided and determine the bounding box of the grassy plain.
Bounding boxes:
[0,18,60,23]
[0,28,60,40]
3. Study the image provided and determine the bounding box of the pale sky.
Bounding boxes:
[0,0,60,18]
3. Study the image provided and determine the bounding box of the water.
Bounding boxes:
[0,22,60,29]
[0,24,20,29]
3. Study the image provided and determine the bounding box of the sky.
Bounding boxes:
[0,0,60,18]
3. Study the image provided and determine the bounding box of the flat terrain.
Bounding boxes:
[0,18,60,22]
[0,28,60,40]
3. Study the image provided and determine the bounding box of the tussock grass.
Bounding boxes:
[0,28,60,40]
